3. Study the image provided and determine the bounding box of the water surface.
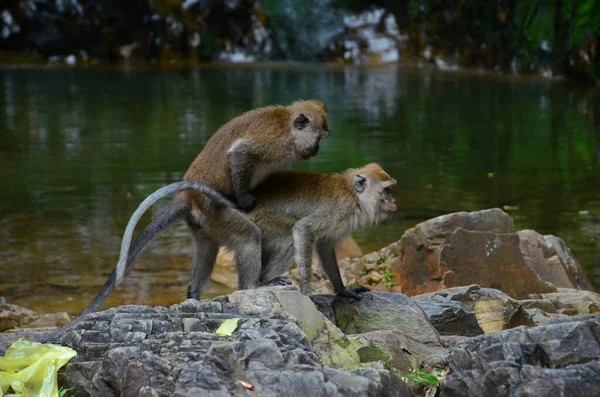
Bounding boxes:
[1,65,599,315]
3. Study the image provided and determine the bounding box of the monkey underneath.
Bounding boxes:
[113,99,329,293]
[241,162,397,297]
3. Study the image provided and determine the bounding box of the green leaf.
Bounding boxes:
[216,318,240,337]
[406,371,441,387]
[59,387,75,397]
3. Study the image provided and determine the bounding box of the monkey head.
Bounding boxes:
[351,163,397,224]
[289,99,329,160]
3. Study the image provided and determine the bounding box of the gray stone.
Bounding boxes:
[415,295,484,336]
[424,314,600,397]
[49,290,411,396]
[323,292,442,346]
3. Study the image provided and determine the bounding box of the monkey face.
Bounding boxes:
[291,101,329,160]
[379,186,397,215]
[353,165,397,224]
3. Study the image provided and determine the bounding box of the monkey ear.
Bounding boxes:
[293,113,310,130]
[354,174,367,193]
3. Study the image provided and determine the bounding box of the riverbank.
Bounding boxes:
[1,1,598,85]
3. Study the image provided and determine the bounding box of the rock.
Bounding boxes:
[0,303,38,332]
[415,285,521,333]
[0,303,70,332]
[389,208,592,298]
[424,314,600,396]
[415,285,600,333]
[518,230,594,291]
[41,288,412,397]
[313,292,442,347]
[414,295,484,336]
[347,330,444,372]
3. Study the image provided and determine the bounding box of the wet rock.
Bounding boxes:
[414,295,484,336]
[313,292,442,347]
[424,314,600,397]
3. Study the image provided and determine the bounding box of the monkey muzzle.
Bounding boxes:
[300,138,321,159]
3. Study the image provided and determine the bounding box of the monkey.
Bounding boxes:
[236,162,398,297]
[35,163,395,344]
[113,99,329,288]
[31,100,328,344]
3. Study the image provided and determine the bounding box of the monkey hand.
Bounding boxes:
[337,286,370,301]
[236,193,257,212]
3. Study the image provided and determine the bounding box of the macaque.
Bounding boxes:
[37,100,329,343]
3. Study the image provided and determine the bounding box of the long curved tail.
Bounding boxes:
[35,181,235,344]
[115,181,234,285]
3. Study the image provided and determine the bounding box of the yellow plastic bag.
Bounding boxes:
[0,339,76,397]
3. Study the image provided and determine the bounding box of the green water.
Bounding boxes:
[1,65,599,314]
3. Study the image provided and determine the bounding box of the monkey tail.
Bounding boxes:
[30,182,235,345]
[114,181,235,285]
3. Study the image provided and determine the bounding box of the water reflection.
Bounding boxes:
[0,65,599,315]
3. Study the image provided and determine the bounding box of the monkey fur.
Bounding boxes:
[114,99,329,287]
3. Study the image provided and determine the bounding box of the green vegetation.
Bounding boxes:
[1,0,598,83]
[59,387,78,397]
[336,0,600,83]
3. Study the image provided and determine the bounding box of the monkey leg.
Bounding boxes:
[259,238,295,286]
[187,220,220,300]
[206,207,263,291]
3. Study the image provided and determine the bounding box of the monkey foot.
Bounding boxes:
[337,286,370,301]
[262,276,293,287]
[236,193,256,212]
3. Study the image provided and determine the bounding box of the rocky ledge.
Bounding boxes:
[2,208,599,396]
[2,285,598,396]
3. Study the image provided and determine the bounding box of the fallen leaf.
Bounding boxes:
[216,318,240,337]
[239,380,255,390]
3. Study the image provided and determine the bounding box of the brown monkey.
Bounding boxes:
[113,99,329,293]
[247,162,397,297]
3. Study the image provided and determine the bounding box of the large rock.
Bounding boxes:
[415,285,600,334]
[312,292,442,347]
[371,208,594,298]
[414,295,484,337]
[43,288,411,397]
[518,230,594,291]
[424,314,600,396]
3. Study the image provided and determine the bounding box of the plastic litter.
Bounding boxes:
[0,338,76,397]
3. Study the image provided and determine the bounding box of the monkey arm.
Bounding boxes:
[227,138,286,211]
[315,240,345,293]
[227,139,260,211]
[316,240,370,300]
